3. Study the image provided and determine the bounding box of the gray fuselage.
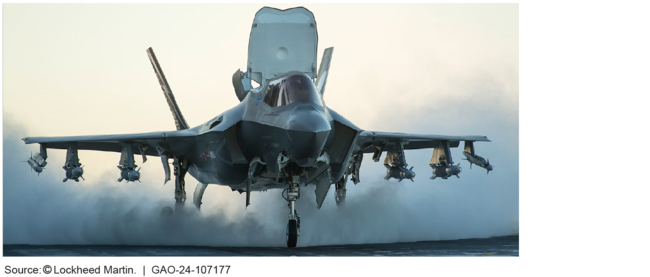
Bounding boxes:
[183,74,355,191]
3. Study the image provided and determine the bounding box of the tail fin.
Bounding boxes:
[146,47,190,130]
[315,47,333,96]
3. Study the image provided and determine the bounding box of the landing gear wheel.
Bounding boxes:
[160,206,174,217]
[335,193,346,206]
[286,220,298,248]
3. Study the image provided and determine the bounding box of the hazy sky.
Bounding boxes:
[3,4,518,246]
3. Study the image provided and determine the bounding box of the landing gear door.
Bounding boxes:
[247,7,318,84]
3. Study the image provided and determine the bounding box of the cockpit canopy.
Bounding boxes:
[263,74,322,107]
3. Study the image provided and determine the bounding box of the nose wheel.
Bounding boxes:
[286,219,298,248]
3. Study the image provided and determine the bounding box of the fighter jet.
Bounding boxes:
[22,7,492,248]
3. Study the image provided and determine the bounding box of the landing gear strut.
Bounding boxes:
[173,158,188,207]
[335,176,347,206]
[285,175,301,248]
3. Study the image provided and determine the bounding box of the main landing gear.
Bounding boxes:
[284,175,301,248]
[173,158,189,209]
[335,176,347,206]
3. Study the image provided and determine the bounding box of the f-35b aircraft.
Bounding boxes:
[23,7,492,248]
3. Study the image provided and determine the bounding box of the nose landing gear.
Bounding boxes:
[286,218,299,248]
[285,175,301,248]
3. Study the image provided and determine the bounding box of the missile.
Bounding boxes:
[27,158,43,173]
[118,166,141,182]
[430,163,461,180]
[384,165,416,182]
[26,152,47,174]
[62,165,84,182]
[462,151,494,174]
[60,145,84,182]
[27,160,43,173]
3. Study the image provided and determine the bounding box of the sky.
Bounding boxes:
[3,4,518,247]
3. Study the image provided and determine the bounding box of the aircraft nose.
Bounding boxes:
[286,107,331,167]
[286,106,331,133]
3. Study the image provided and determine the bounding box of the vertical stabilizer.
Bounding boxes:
[147,47,190,130]
[316,47,333,96]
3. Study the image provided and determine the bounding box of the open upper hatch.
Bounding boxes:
[247,7,318,85]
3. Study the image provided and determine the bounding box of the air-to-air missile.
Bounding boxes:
[462,151,493,174]
[384,164,416,182]
[430,163,462,179]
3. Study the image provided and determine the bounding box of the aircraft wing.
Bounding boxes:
[22,129,197,157]
[357,131,490,154]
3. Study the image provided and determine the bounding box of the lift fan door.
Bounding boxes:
[247,7,318,84]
